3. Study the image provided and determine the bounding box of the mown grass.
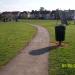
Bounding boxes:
[0,21,36,67]
[27,20,75,75]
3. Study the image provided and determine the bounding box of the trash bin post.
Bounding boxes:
[55,24,66,46]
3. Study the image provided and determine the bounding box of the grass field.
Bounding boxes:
[0,21,36,67]
[0,20,75,75]
[27,20,75,75]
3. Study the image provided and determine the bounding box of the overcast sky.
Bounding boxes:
[0,0,75,12]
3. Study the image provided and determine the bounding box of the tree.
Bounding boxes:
[39,7,45,11]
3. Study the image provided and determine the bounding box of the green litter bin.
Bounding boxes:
[55,24,66,45]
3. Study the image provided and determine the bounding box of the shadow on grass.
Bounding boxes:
[29,45,59,56]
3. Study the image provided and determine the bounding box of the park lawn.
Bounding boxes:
[0,21,36,67]
[28,20,75,75]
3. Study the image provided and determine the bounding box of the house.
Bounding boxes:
[64,10,74,20]
[1,11,20,22]
[30,10,51,19]
[39,10,51,19]
[50,10,56,19]
[20,11,28,19]
[27,12,31,19]
[1,12,13,22]
[11,11,20,20]
[50,10,60,20]
[30,10,40,19]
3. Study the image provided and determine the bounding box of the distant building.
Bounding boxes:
[1,11,20,22]
[64,10,74,20]
[1,9,75,21]
[1,12,13,21]
[27,12,31,18]
[30,10,51,19]
[20,11,28,19]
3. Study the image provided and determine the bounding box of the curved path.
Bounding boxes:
[0,25,50,75]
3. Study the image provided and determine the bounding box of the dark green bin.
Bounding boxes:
[55,25,66,41]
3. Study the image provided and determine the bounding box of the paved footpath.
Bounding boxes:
[0,25,50,75]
